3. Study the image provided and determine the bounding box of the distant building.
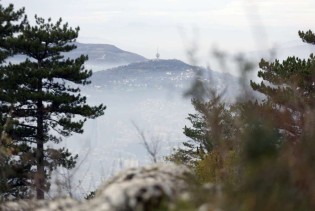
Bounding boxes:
[156,48,160,60]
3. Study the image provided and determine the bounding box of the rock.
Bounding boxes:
[0,163,190,211]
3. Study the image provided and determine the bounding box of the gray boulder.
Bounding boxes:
[0,163,190,211]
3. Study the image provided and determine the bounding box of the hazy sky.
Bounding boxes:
[2,0,315,64]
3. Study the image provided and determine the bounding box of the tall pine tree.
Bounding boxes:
[0,2,31,201]
[0,15,106,199]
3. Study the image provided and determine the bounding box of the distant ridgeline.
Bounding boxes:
[90,59,196,89]
[89,59,240,100]
[68,43,147,68]
[5,42,241,99]
[5,42,148,71]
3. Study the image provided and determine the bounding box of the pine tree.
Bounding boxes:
[167,97,237,166]
[250,30,315,140]
[0,15,106,199]
[226,30,315,211]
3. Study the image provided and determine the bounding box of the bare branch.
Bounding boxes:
[131,121,161,163]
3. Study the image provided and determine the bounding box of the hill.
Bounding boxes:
[90,59,240,99]
[6,42,148,71]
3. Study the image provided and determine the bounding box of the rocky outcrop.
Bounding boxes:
[0,163,190,211]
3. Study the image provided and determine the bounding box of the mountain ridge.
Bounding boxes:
[73,42,147,64]
[5,42,148,71]
[88,58,240,101]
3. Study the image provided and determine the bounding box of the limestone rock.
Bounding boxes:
[0,163,190,211]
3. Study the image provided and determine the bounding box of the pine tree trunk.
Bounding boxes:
[36,136,44,199]
[36,77,45,199]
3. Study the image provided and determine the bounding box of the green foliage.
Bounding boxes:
[299,30,315,45]
[0,2,32,201]
[166,96,238,168]
[250,31,315,140]
[168,30,315,210]
[225,30,315,211]
[0,2,26,62]
[0,138,34,201]
[0,11,106,199]
[195,148,239,184]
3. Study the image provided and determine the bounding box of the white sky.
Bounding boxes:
[2,0,315,64]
